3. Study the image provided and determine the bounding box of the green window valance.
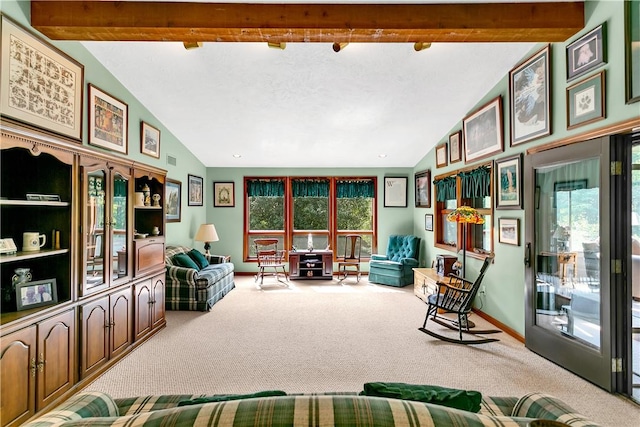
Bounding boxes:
[247,179,285,197]
[292,179,329,197]
[336,179,375,198]
[433,176,457,202]
[458,166,491,199]
[114,178,127,198]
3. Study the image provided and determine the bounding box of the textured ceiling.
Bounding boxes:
[79,2,544,168]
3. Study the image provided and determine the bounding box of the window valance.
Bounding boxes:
[247,179,285,197]
[336,179,375,198]
[458,166,491,199]
[292,179,330,197]
[433,176,457,202]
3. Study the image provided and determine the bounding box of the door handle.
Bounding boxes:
[524,243,531,267]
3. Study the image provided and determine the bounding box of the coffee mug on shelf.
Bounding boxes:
[23,232,46,252]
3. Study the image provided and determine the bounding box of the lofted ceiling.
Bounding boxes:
[31,1,584,168]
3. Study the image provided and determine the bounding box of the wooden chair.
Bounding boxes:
[254,239,288,285]
[336,234,362,282]
[419,254,501,344]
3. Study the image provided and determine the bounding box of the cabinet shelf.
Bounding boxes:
[0,200,69,207]
[133,205,162,210]
[0,248,69,264]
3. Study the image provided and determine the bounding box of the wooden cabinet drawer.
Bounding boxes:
[134,237,165,277]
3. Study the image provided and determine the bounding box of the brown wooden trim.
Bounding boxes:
[527,117,640,155]
[472,308,525,343]
[30,1,584,43]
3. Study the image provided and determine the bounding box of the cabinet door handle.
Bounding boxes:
[30,357,37,377]
[38,353,45,372]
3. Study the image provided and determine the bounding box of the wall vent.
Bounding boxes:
[166,154,177,166]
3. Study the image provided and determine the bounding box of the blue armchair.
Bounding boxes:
[369,235,421,287]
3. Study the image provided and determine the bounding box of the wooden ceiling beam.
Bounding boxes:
[30,1,584,43]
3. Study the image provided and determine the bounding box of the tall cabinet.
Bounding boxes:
[0,121,167,426]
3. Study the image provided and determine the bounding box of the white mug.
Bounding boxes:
[23,232,46,252]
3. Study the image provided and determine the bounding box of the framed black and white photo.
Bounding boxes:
[626,0,640,103]
[16,278,58,311]
[1,15,84,141]
[449,131,462,164]
[213,182,235,207]
[187,174,203,206]
[384,177,408,208]
[567,23,606,82]
[567,71,605,130]
[495,154,523,210]
[509,45,551,146]
[88,84,128,154]
[415,170,431,208]
[436,143,448,168]
[498,218,520,246]
[463,96,504,163]
[165,178,181,222]
[425,214,434,232]
[140,121,160,158]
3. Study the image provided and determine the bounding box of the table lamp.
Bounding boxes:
[446,206,485,278]
[194,223,219,256]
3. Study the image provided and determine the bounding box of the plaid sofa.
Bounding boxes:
[23,390,600,426]
[165,245,235,311]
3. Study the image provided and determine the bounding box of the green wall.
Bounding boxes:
[412,0,640,335]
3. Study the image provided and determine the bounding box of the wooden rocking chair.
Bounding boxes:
[419,254,501,345]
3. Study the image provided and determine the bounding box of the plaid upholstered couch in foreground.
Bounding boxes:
[23,390,600,426]
[165,245,235,311]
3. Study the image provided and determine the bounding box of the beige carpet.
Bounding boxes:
[87,276,639,426]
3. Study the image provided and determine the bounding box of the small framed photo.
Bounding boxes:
[449,131,462,164]
[509,45,551,146]
[435,143,448,168]
[384,176,408,208]
[567,23,606,82]
[165,178,181,222]
[187,174,203,206]
[495,154,523,210]
[88,84,128,154]
[566,71,605,130]
[213,182,235,207]
[626,1,640,103]
[425,214,434,232]
[463,96,504,163]
[140,121,160,159]
[16,279,58,311]
[498,218,520,246]
[415,170,431,208]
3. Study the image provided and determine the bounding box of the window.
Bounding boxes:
[434,163,493,256]
[244,177,376,261]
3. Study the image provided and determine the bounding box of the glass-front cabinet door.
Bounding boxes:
[111,166,131,282]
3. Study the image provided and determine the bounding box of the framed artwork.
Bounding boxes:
[566,71,605,130]
[16,278,58,311]
[414,170,431,208]
[384,176,408,208]
[509,45,550,146]
[567,23,606,82]
[463,96,504,163]
[498,218,520,246]
[449,131,462,164]
[165,178,181,222]
[626,0,640,104]
[495,154,523,210]
[140,121,160,158]
[435,143,448,168]
[425,214,434,232]
[214,181,235,207]
[0,15,84,141]
[88,84,128,154]
[187,174,203,206]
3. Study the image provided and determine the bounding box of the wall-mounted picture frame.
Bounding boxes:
[214,181,235,207]
[425,214,434,232]
[0,15,84,141]
[414,170,431,208]
[140,121,160,159]
[384,176,408,208]
[509,45,551,146]
[495,153,523,210]
[567,23,607,82]
[449,131,462,164]
[88,84,128,154]
[463,96,504,163]
[626,0,640,104]
[435,143,448,168]
[498,218,520,246]
[566,71,605,130]
[187,174,203,206]
[165,178,181,222]
[16,278,58,311]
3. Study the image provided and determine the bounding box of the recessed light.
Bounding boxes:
[233,154,242,158]
[378,154,387,158]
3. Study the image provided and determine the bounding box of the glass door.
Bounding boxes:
[631,141,640,403]
[524,137,612,390]
[82,166,107,293]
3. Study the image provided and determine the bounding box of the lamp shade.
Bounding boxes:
[446,206,485,224]
[194,223,219,243]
